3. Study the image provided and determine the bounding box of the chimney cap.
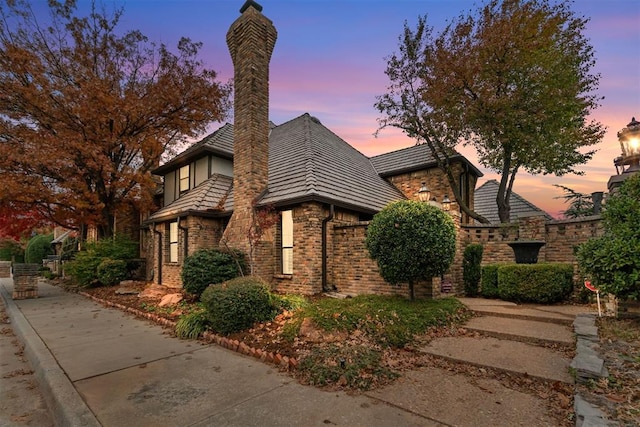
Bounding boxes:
[240,0,263,13]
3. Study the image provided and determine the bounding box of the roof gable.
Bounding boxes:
[370,143,483,178]
[261,114,405,212]
[147,174,233,222]
[152,124,234,175]
[474,179,552,224]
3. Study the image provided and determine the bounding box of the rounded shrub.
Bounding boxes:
[463,244,483,297]
[24,233,53,264]
[96,258,128,286]
[201,276,277,335]
[365,200,456,299]
[181,249,245,298]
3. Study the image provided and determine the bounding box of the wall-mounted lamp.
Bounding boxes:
[417,182,431,202]
[442,195,451,211]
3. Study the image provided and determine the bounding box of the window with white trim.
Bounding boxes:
[281,210,293,274]
[169,221,179,263]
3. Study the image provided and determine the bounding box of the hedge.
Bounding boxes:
[497,263,574,303]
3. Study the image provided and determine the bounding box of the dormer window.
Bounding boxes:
[179,165,190,194]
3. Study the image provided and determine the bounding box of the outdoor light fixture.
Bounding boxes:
[417,182,431,202]
[615,117,640,173]
[442,195,451,211]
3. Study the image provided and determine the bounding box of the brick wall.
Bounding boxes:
[386,162,477,224]
[273,202,324,295]
[331,221,439,298]
[147,216,225,288]
[0,261,10,278]
[461,214,604,266]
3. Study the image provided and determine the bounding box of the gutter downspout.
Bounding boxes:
[151,223,163,285]
[177,217,189,261]
[321,204,335,292]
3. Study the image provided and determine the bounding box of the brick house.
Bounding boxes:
[142,1,484,295]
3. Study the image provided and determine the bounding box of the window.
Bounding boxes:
[179,165,190,194]
[169,221,178,263]
[281,210,293,274]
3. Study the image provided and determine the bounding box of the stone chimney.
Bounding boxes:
[222,0,277,253]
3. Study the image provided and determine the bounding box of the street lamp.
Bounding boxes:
[417,182,431,203]
[615,117,640,174]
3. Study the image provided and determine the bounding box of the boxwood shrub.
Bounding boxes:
[497,263,574,303]
[200,276,277,335]
[96,258,128,286]
[181,249,245,298]
[480,264,500,298]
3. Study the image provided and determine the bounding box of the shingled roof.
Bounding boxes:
[260,114,405,212]
[474,179,552,224]
[370,144,483,178]
[152,124,234,175]
[149,113,406,220]
[147,174,233,222]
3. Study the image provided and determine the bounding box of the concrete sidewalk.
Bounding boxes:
[0,278,431,427]
[1,278,595,426]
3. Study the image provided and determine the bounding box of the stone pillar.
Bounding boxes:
[0,261,11,278]
[12,264,39,299]
[222,0,277,255]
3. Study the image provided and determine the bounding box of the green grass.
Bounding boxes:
[291,295,469,390]
[285,295,468,348]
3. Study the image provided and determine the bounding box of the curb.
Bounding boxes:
[79,291,299,371]
[0,282,101,427]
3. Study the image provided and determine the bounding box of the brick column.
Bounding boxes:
[12,263,39,299]
[222,1,277,255]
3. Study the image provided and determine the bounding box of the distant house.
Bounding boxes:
[142,1,545,295]
[474,180,552,224]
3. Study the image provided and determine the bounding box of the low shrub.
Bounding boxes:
[181,249,245,298]
[0,239,25,263]
[271,293,308,312]
[463,244,483,297]
[292,295,467,348]
[175,307,210,340]
[96,258,128,286]
[65,236,137,287]
[24,234,53,264]
[481,264,500,298]
[497,263,574,303]
[201,276,277,335]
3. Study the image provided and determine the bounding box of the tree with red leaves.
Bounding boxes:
[0,0,230,237]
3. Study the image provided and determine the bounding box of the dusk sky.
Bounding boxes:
[81,1,640,217]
